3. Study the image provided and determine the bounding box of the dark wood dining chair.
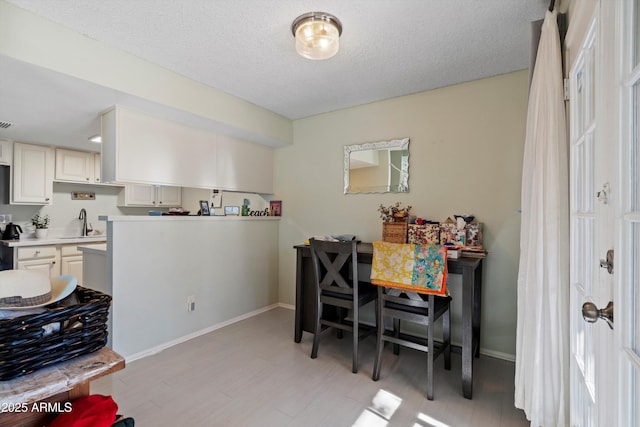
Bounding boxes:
[308,238,377,373]
[372,286,451,400]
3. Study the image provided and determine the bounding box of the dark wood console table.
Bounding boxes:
[294,242,484,399]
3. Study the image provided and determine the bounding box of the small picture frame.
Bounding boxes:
[199,200,210,216]
[270,200,282,216]
[224,206,240,216]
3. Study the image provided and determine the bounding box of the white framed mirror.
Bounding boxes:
[344,137,410,194]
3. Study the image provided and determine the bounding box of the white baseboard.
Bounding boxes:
[124,303,281,363]
[278,302,295,310]
[124,303,516,364]
[479,348,515,362]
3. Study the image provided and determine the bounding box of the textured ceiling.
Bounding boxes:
[4,0,549,121]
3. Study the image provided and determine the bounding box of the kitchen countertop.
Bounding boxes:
[78,243,107,255]
[98,215,279,222]
[0,235,107,247]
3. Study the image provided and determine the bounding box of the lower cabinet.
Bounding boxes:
[60,245,84,285]
[16,246,60,279]
[15,243,93,284]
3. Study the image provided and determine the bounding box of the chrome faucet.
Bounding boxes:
[78,208,92,236]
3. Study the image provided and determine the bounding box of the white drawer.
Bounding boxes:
[17,245,57,260]
[60,245,82,257]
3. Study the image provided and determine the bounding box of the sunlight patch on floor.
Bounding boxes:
[352,389,403,427]
[415,412,451,427]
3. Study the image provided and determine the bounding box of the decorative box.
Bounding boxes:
[465,222,483,247]
[439,219,457,245]
[382,221,408,244]
[408,223,440,245]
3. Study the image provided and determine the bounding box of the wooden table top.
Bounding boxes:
[0,348,124,405]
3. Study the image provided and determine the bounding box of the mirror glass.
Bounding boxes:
[344,138,410,194]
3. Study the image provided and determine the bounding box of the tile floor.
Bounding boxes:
[92,307,530,427]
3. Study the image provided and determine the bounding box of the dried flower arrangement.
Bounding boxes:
[377,202,412,222]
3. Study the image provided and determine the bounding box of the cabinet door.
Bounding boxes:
[120,183,156,206]
[157,186,182,207]
[216,134,273,193]
[61,255,83,285]
[0,140,12,166]
[12,142,54,205]
[17,257,61,279]
[55,149,94,182]
[93,153,101,183]
[101,106,218,188]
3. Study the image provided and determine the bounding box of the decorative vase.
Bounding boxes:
[35,228,48,239]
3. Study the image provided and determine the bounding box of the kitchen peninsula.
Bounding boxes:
[86,215,279,360]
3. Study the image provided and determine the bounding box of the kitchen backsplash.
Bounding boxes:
[0,182,271,237]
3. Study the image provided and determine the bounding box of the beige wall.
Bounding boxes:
[274,70,529,358]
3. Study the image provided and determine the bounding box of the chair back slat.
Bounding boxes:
[309,239,358,296]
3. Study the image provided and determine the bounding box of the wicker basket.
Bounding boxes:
[382,221,408,243]
[0,286,111,381]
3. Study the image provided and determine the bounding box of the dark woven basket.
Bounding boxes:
[0,286,111,381]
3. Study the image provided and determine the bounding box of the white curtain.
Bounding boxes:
[515,9,569,427]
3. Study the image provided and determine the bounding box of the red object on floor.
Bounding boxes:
[48,394,117,427]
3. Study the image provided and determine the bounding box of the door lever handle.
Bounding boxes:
[582,301,614,329]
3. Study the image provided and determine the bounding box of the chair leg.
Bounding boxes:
[427,308,435,400]
[393,318,400,355]
[336,307,344,339]
[352,305,358,373]
[311,302,322,359]
[372,288,384,381]
[444,303,451,371]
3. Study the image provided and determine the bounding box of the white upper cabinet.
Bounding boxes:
[156,185,182,206]
[216,134,273,194]
[55,148,94,183]
[12,142,54,205]
[101,105,274,193]
[118,184,182,207]
[0,140,13,166]
[102,106,218,188]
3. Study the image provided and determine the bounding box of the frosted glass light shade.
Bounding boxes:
[292,12,342,60]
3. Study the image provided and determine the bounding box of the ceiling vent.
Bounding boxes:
[0,121,12,129]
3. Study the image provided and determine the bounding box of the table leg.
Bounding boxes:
[473,262,483,358]
[294,249,303,343]
[462,264,475,399]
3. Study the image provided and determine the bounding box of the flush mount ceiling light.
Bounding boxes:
[291,12,342,60]
[88,134,102,143]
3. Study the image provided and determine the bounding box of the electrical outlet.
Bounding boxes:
[187,295,195,312]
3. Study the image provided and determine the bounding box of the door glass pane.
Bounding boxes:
[575,142,584,210]
[585,134,594,212]
[587,50,595,125]
[633,83,640,211]
[585,218,595,293]
[576,69,585,133]
[633,222,640,354]
[635,0,640,67]
[633,368,639,426]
